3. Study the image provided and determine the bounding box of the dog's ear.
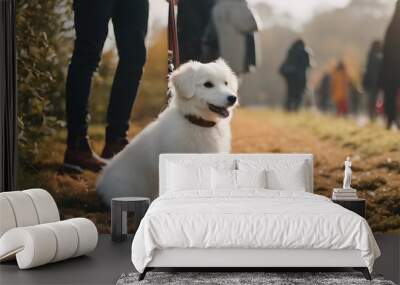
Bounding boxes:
[215,58,239,93]
[170,61,199,99]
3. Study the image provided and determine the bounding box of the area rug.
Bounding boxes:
[116,272,395,285]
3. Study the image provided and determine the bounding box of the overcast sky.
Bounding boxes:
[149,0,351,29]
[104,0,392,49]
[251,0,351,23]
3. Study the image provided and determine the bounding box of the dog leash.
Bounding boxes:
[168,0,180,71]
[163,2,217,128]
[164,0,180,107]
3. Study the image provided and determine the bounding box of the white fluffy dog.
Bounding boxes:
[96,59,239,207]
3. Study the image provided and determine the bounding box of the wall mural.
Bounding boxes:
[15,0,400,233]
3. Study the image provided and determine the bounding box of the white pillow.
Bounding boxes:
[166,158,236,171]
[236,169,268,189]
[238,159,307,191]
[266,169,306,191]
[212,169,236,190]
[212,169,268,190]
[167,163,212,191]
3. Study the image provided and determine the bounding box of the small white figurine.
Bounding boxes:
[343,157,352,189]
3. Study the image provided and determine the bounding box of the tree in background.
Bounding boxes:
[16,0,168,173]
[16,0,73,163]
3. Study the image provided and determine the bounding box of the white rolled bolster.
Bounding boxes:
[0,226,57,269]
[65,218,98,257]
[0,196,17,237]
[42,221,79,263]
[23,189,60,224]
[0,218,98,269]
[1,191,40,227]
[0,189,60,237]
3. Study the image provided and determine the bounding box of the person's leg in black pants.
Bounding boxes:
[285,81,296,112]
[102,0,148,159]
[65,0,148,170]
[384,87,399,129]
[293,84,305,111]
[64,0,114,172]
[367,89,379,120]
[177,0,216,63]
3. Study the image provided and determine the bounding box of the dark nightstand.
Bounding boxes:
[332,198,366,218]
[111,197,150,242]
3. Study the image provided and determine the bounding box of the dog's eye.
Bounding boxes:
[224,81,228,86]
[204,81,214,88]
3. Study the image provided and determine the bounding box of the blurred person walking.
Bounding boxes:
[177,0,216,63]
[64,0,149,172]
[279,39,312,112]
[331,61,350,115]
[177,0,260,76]
[363,40,383,121]
[380,0,400,129]
[209,0,260,74]
[316,72,332,112]
[349,82,362,116]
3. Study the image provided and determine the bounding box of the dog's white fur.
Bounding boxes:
[96,59,238,207]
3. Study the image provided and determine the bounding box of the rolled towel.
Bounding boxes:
[0,218,98,269]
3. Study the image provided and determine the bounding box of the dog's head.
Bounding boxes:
[170,59,239,122]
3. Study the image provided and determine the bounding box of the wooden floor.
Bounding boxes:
[0,234,398,285]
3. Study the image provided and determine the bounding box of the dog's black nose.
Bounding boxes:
[227,95,237,105]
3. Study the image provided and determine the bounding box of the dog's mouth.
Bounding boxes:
[208,103,230,118]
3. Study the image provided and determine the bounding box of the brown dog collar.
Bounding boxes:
[184,114,216,128]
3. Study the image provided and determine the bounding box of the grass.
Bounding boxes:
[262,110,400,155]
[17,108,400,233]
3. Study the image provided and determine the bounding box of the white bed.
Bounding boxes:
[131,154,380,280]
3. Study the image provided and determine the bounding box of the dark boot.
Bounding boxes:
[101,137,129,159]
[64,135,106,173]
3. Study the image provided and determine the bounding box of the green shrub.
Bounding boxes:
[16,0,73,162]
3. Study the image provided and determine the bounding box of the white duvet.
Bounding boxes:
[131,190,380,273]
